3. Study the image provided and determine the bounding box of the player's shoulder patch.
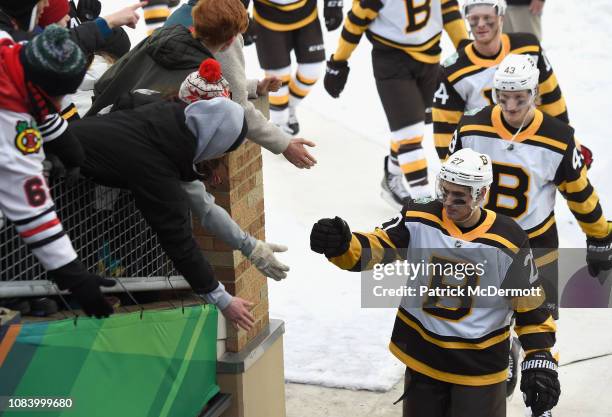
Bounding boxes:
[460,105,493,125]
[442,51,459,68]
[464,105,487,117]
[404,198,442,217]
[14,120,42,156]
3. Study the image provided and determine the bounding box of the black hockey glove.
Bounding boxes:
[76,0,102,22]
[324,56,350,98]
[586,223,612,279]
[310,216,352,258]
[243,16,258,46]
[48,260,116,319]
[520,351,560,416]
[324,0,344,31]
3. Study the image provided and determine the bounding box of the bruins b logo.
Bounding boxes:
[15,120,42,155]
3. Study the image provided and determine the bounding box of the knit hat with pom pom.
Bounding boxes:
[178,58,231,104]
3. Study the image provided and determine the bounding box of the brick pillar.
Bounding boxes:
[191,111,269,352]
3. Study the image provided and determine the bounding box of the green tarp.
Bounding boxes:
[0,305,219,417]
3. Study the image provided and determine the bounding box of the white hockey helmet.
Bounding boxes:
[492,54,539,103]
[463,0,507,17]
[437,148,493,205]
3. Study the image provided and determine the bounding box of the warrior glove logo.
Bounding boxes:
[15,120,42,155]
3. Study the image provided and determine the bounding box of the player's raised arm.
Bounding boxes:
[432,64,467,161]
[310,213,408,271]
[334,0,382,62]
[323,0,382,98]
[441,0,469,48]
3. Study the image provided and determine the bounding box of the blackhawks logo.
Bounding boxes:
[15,120,42,155]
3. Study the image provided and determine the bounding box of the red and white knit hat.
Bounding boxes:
[179,59,231,104]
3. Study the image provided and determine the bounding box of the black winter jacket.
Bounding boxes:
[87,24,214,116]
[69,100,219,294]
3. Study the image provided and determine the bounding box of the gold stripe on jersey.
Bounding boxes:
[434,133,453,159]
[432,108,462,124]
[515,315,556,336]
[344,18,368,37]
[557,166,589,194]
[253,6,318,31]
[479,233,519,253]
[528,135,568,152]
[401,159,428,173]
[527,216,556,239]
[509,45,540,55]
[538,99,567,118]
[578,215,609,239]
[539,73,561,95]
[443,19,469,49]
[463,34,511,67]
[352,1,380,21]
[557,166,609,238]
[447,64,481,83]
[512,287,546,313]
[256,0,308,12]
[535,250,558,268]
[567,191,601,215]
[405,209,521,251]
[369,32,443,64]
[490,106,543,141]
[329,228,400,271]
[389,341,509,386]
[397,310,510,349]
[329,234,362,270]
[460,124,498,135]
[60,103,79,122]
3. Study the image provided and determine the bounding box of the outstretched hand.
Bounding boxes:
[283,138,317,169]
[222,297,255,331]
[104,2,147,29]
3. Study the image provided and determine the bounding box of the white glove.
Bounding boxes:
[247,240,289,281]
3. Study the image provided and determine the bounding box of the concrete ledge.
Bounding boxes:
[217,319,285,374]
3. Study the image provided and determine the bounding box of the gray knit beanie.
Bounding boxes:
[20,24,87,96]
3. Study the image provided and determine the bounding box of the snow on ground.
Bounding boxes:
[103,0,612,393]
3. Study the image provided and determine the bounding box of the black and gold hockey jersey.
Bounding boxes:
[333,0,468,64]
[433,33,568,160]
[253,0,318,31]
[327,200,555,385]
[449,105,610,252]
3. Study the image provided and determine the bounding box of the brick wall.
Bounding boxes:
[192,138,269,352]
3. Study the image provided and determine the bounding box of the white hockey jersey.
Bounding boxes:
[0,109,78,271]
[326,199,555,385]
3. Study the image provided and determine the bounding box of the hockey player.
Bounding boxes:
[433,0,570,161]
[252,0,344,135]
[323,0,469,207]
[0,25,114,318]
[310,148,559,417]
[448,53,612,315]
